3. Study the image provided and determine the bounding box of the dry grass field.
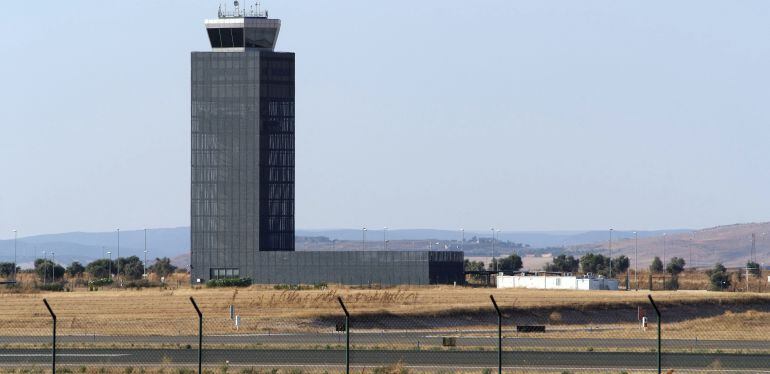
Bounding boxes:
[2,283,770,341]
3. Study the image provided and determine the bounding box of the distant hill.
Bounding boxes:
[0,227,189,268]
[572,222,770,268]
[296,229,689,248]
[6,225,765,269]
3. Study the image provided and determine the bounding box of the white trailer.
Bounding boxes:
[496,274,619,290]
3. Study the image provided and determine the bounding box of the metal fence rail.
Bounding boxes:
[1,294,769,373]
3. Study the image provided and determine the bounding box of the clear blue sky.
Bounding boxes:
[1,1,769,237]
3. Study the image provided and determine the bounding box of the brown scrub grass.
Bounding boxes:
[2,285,770,340]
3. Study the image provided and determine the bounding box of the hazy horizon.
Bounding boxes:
[2,1,770,238]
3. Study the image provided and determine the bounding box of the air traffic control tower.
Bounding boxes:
[191,3,464,285]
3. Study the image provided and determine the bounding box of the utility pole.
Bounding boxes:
[745,265,750,293]
[634,231,638,291]
[116,228,120,282]
[12,230,17,282]
[42,251,47,286]
[609,229,614,278]
[383,227,388,250]
[491,228,496,272]
[662,233,667,288]
[50,252,55,283]
[144,229,148,277]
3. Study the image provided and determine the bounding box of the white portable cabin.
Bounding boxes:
[496,273,619,290]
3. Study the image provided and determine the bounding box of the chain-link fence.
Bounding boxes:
[2,293,770,374]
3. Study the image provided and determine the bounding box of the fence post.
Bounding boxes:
[190,297,203,374]
[337,296,350,374]
[648,294,662,374]
[43,299,56,374]
[490,295,502,374]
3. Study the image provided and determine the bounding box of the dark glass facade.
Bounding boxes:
[191,50,295,282]
[200,251,464,286]
[259,53,295,251]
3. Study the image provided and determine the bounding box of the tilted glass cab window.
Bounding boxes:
[220,28,234,48]
[245,28,277,48]
[207,28,222,48]
[231,28,244,47]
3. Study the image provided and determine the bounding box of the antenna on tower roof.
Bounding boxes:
[217,0,268,18]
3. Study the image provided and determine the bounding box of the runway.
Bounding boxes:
[1,348,769,371]
[1,332,767,350]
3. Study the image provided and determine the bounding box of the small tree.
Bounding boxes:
[490,254,523,274]
[650,257,663,273]
[580,253,608,275]
[115,256,144,280]
[464,259,486,281]
[666,257,686,276]
[612,255,630,275]
[707,263,731,291]
[464,259,485,271]
[545,254,580,273]
[66,262,85,277]
[747,261,762,277]
[0,262,17,277]
[86,259,115,279]
[149,257,177,277]
[34,259,65,282]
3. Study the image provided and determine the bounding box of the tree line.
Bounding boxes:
[6,256,179,283]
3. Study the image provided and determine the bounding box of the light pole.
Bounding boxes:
[107,251,112,279]
[689,234,694,270]
[634,231,638,290]
[609,229,613,279]
[491,228,496,272]
[461,228,465,251]
[51,251,55,283]
[116,228,120,282]
[42,251,47,285]
[12,230,17,282]
[362,227,366,251]
[663,233,667,287]
[383,227,388,250]
[144,229,148,277]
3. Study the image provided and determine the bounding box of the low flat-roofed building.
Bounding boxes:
[496,274,619,290]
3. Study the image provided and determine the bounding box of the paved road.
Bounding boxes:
[0,348,769,371]
[1,333,767,350]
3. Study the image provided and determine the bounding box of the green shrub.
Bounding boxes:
[38,283,65,292]
[205,278,252,288]
[273,282,327,290]
[89,278,114,287]
[124,279,159,289]
[665,275,679,290]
